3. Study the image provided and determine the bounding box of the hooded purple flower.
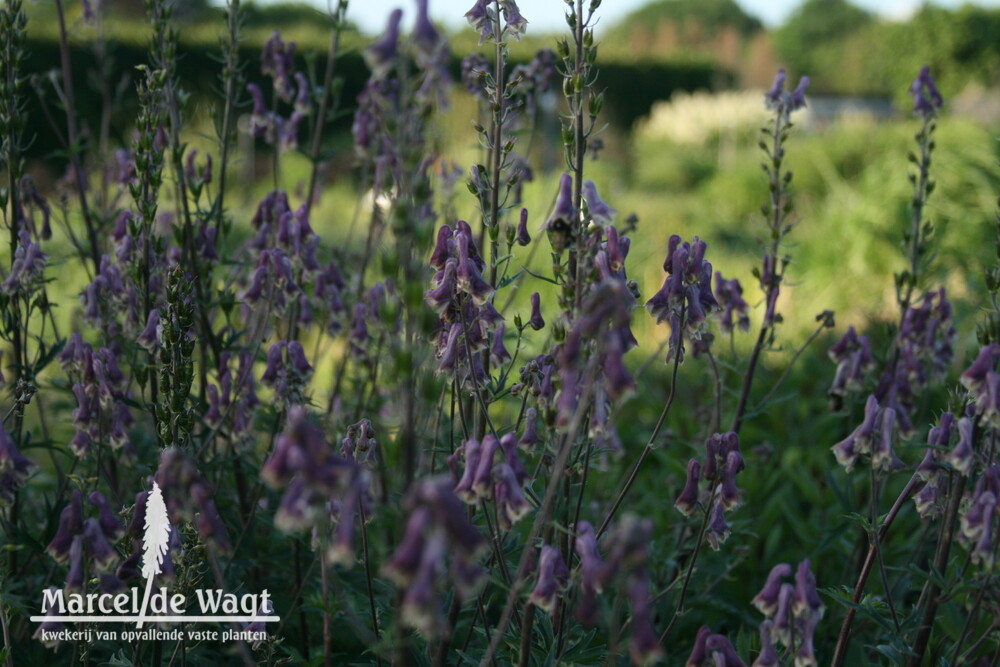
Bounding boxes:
[752,563,792,617]
[582,180,616,226]
[909,65,944,118]
[675,459,702,517]
[544,174,575,254]
[527,545,570,613]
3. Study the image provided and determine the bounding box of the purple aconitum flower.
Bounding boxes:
[685,626,712,666]
[675,459,702,517]
[705,634,746,667]
[453,438,482,503]
[871,406,904,473]
[400,530,447,636]
[0,427,34,505]
[383,506,432,585]
[792,559,823,619]
[543,173,575,254]
[494,462,530,529]
[753,620,779,667]
[246,83,276,141]
[137,309,159,351]
[582,180,616,226]
[764,68,809,115]
[83,517,117,572]
[945,416,975,476]
[828,325,875,397]
[365,9,402,77]
[719,450,745,510]
[464,0,494,44]
[518,408,539,449]
[455,231,494,305]
[499,433,528,486]
[501,0,527,39]
[831,394,880,472]
[262,31,297,101]
[88,491,124,542]
[714,272,749,334]
[527,545,570,613]
[490,322,511,366]
[751,562,792,618]
[46,490,84,563]
[646,235,720,363]
[960,344,1000,392]
[909,65,944,119]
[471,435,499,499]
[771,583,795,646]
[706,499,730,551]
[629,569,663,666]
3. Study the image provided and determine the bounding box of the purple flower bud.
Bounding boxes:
[909,65,944,118]
[675,459,702,517]
[575,521,606,594]
[790,76,810,111]
[528,545,570,613]
[752,563,792,618]
[456,232,494,305]
[413,0,444,61]
[529,291,544,330]
[946,416,975,476]
[516,208,531,246]
[719,451,744,510]
[365,9,402,76]
[499,432,528,487]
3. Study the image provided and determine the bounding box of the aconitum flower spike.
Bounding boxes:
[909,65,943,118]
[674,459,701,517]
[516,208,531,246]
[752,563,792,617]
[946,416,975,476]
[529,292,544,330]
[528,545,570,613]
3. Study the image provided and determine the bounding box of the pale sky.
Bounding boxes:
[293,0,1000,35]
